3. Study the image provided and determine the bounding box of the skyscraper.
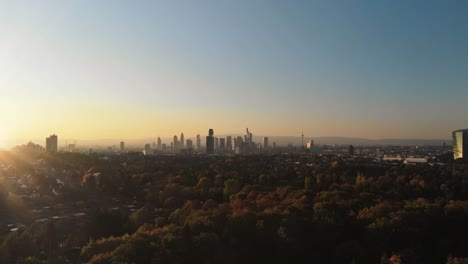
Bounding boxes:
[180,133,184,148]
[157,137,162,149]
[46,134,58,153]
[144,143,151,155]
[120,141,125,151]
[453,129,468,159]
[263,137,269,150]
[206,129,215,154]
[246,128,253,152]
[196,134,201,150]
[236,136,244,154]
[214,137,219,151]
[173,135,178,150]
[219,138,226,153]
[186,139,193,149]
[226,136,232,152]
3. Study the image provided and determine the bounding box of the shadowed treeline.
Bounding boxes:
[0,152,467,263]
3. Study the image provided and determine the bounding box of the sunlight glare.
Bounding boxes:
[0,130,7,149]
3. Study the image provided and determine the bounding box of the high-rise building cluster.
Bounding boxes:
[142,127,275,156]
[40,128,315,156]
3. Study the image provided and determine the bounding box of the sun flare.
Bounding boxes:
[0,130,7,149]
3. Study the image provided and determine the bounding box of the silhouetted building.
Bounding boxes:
[206,129,215,154]
[180,133,184,148]
[219,138,226,152]
[196,134,201,150]
[157,137,162,149]
[235,136,243,154]
[453,129,468,159]
[215,137,219,151]
[263,137,269,150]
[226,136,232,152]
[173,135,178,150]
[246,128,253,152]
[120,141,125,151]
[144,144,151,155]
[186,139,193,149]
[46,134,58,153]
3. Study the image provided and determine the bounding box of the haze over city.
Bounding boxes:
[3,1,468,264]
[1,0,468,149]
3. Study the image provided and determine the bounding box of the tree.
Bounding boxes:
[223,179,240,200]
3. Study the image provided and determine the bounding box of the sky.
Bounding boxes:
[0,0,467,148]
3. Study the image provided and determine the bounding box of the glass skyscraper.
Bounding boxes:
[206,129,215,154]
[453,129,468,159]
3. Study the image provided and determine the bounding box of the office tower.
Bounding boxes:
[237,136,243,146]
[453,129,468,159]
[46,134,58,153]
[162,144,167,152]
[196,134,201,150]
[144,144,151,155]
[173,135,178,149]
[120,141,125,151]
[226,136,232,152]
[273,142,276,149]
[306,140,314,150]
[263,137,269,150]
[186,139,193,149]
[180,133,184,148]
[215,137,219,151]
[157,137,162,149]
[206,129,215,154]
[246,128,253,152]
[234,137,241,154]
[219,138,226,152]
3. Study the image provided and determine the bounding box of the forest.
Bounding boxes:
[0,151,468,263]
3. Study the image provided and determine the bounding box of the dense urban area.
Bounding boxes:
[1,135,468,264]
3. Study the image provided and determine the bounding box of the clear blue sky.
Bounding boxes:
[0,0,467,147]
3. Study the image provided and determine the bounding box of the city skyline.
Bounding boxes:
[1,1,468,148]
[3,130,455,151]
